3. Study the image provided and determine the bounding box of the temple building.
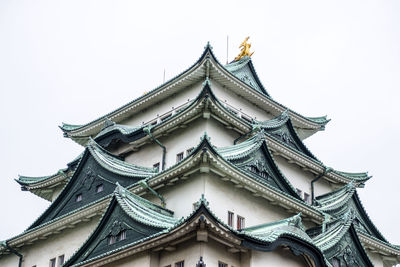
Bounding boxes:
[1,39,399,267]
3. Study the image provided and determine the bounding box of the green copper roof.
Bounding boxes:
[313,210,355,251]
[114,184,178,228]
[217,131,264,160]
[88,139,157,178]
[61,123,84,131]
[315,182,356,213]
[331,170,371,181]
[16,168,68,185]
[224,56,269,95]
[95,119,143,139]
[241,213,314,244]
[315,183,389,245]
[61,44,329,147]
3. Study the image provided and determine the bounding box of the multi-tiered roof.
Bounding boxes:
[2,42,399,267]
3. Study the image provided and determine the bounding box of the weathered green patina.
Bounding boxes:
[26,140,157,230]
[310,210,374,267]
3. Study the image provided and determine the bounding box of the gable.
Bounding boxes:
[227,142,300,199]
[28,151,151,229]
[66,201,165,266]
[325,227,373,267]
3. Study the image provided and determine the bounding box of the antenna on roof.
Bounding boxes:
[163,69,166,83]
[226,35,229,64]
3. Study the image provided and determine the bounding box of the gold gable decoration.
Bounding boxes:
[234,36,255,61]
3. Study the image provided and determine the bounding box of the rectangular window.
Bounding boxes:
[228,211,234,227]
[176,152,184,163]
[118,230,126,241]
[49,258,56,267]
[153,162,160,173]
[75,193,82,202]
[109,235,116,245]
[237,215,245,230]
[304,192,311,204]
[186,147,194,155]
[58,255,65,266]
[96,184,104,193]
[218,262,228,267]
[175,261,184,267]
[296,188,302,197]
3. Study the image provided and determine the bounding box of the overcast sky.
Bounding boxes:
[0,0,399,248]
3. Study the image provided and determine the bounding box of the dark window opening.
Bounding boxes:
[186,147,194,155]
[75,193,82,202]
[228,211,234,227]
[304,192,311,204]
[96,184,104,193]
[119,230,126,241]
[176,152,184,163]
[58,255,65,266]
[218,262,228,267]
[49,258,56,267]
[153,162,160,172]
[237,215,245,230]
[175,261,184,267]
[109,230,126,245]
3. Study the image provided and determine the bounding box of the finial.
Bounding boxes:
[196,256,206,267]
[234,37,254,61]
[204,42,213,50]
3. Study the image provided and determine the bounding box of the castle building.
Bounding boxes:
[1,40,399,267]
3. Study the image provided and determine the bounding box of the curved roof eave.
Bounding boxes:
[60,44,329,145]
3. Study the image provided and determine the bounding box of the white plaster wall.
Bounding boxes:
[151,171,291,227]
[159,239,201,267]
[125,117,238,169]
[367,250,384,267]
[204,173,292,229]
[122,81,202,127]
[0,254,19,267]
[159,173,206,218]
[102,251,150,267]
[274,156,332,199]
[0,217,100,267]
[51,185,65,202]
[250,247,308,267]
[203,238,241,267]
[211,81,274,122]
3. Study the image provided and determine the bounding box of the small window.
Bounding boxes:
[58,255,65,266]
[49,258,56,267]
[153,162,160,173]
[96,184,104,193]
[118,230,126,241]
[237,215,245,230]
[296,188,302,197]
[186,147,194,155]
[228,211,234,227]
[175,261,184,267]
[75,193,82,202]
[109,235,116,245]
[304,192,311,204]
[218,262,228,267]
[176,152,184,163]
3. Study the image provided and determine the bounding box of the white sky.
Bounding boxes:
[0,0,399,249]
